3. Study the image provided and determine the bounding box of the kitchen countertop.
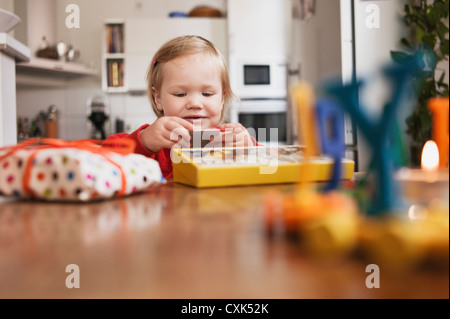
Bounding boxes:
[0,181,448,299]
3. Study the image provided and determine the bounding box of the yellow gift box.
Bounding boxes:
[172,145,354,188]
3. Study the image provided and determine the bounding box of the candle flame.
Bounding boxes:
[421,140,439,171]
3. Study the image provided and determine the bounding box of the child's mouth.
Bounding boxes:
[183,116,206,123]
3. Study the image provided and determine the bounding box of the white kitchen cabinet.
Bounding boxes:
[227,0,291,57]
[0,32,30,147]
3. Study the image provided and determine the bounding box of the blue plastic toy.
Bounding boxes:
[324,55,423,215]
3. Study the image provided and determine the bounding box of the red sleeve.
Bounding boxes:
[103,124,154,157]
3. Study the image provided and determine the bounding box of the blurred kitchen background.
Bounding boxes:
[1,0,447,171]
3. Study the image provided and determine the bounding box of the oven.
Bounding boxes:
[231,99,287,144]
[229,55,289,145]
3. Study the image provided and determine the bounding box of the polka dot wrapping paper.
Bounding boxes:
[0,138,165,202]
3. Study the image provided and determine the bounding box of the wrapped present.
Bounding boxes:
[0,138,165,202]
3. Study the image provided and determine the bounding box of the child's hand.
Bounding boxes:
[214,123,256,147]
[140,116,193,152]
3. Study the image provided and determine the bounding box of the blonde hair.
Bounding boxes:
[147,35,233,120]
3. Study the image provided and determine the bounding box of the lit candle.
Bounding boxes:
[395,140,449,206]
[428,97,449,168]
[421,140,440,181]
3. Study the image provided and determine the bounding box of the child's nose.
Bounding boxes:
[186,93,203,109]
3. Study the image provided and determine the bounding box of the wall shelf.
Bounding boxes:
[102,21,126,92]
[16,57,99,78]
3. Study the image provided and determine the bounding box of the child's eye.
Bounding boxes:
[174,93,186,97]
[202,92,214,97]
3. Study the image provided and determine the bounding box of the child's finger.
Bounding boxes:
[220,123,245,133]
[212,131,232,143]
[171,117,195,131]
[166,122,191,142]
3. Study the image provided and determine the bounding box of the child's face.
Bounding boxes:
[153,53,224,129]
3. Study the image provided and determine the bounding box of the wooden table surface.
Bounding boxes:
[0,181,448,299]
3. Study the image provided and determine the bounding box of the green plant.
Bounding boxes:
[391,0,449,166]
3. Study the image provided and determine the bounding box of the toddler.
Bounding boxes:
[104,35,256,178]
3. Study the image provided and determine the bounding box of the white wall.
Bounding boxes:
[354,0,407,114]
[0,0,15,37]
[15,0,57,56]
[353,0,408,171]
[0,0,12,10]
[14,0,227,140]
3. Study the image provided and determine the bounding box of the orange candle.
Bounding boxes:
[428,97,449,168]
[291,82,320,186]
[291,82,320,157]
